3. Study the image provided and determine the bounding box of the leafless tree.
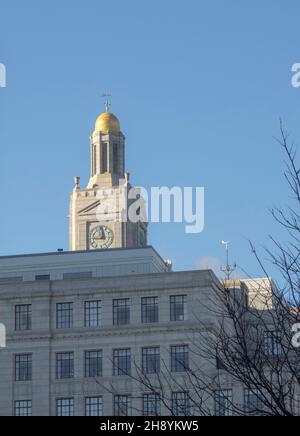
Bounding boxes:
[97,123,300,416]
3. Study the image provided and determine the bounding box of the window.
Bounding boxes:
[142,347,160,374]
[14,400,32,416]
[93,145,97,175]
[113,143,119,174]
[85,351,102,378]
[244,389,264,416]
[113,299,130,326]
[170,295,187,321]
[35,274,50,281]
[15,304,31,331]
[114,395,131,416]
[56,398,74,416]
[85,301,102,328]
[141,297,159,323]
[56,352,74,379]
[143,393,161,416]
[113,349,131,376]
[56,303,73,329]
[172,392,190,416]
[63,272,92,280]
[15,354,32,382]
[101,143,108,173]
[215,390,233,416]
[264,331,282,356]
[171,345,189,372]
[85,396,103,416]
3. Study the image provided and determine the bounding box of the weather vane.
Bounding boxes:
[102,92,111,113]
[220,240,237,280]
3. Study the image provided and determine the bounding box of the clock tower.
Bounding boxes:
[69,100,148,251]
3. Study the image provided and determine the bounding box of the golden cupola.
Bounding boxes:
[94,99,121,134]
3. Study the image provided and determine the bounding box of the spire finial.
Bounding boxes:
[102,92,111,113]
[220,240,237,280]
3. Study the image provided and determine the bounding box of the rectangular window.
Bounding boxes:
[114,395,131,417]
[172,392,190,416]
[244,389,264,416]
[143,393,161,416]
[113,349,131,376]
[14,400,32,416]
[171,345,189,372]
[56,398,74,417]
[101,143,108,173]
[15,354,32,382]
[56,303,73,329]
[93,145,97,175]
[85,351,102,378]
[142,347,160,374]
[15,304,31,331]
[170,295,187,321]
[113,143,119,174]
[35,274,50,281]
[85,396,103,416]
[215,390,233,416]
[56,352,74,379]
[85,300,102,328]
[141,297,159,323]
[113,299,130,326]
[263,331,282,356]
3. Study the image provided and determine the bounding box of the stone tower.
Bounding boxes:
[69,103,148,251]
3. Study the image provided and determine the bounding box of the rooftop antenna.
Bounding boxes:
[220,240,236,280]
[101,92,111,113]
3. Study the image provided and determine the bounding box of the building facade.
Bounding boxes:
[0,249,225,416]
[0,105,277,416]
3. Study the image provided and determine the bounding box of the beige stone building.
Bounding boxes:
[0,105,276,416]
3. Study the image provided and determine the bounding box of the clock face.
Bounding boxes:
[89,225,114,249]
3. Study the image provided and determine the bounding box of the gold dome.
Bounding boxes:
[94,112,120,133]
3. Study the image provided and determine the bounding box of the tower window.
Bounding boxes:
[113,143,119,173]
[101,143,108,173]
[93,145,97,175]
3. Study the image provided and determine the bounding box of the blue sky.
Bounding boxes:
[0,0,300,281]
